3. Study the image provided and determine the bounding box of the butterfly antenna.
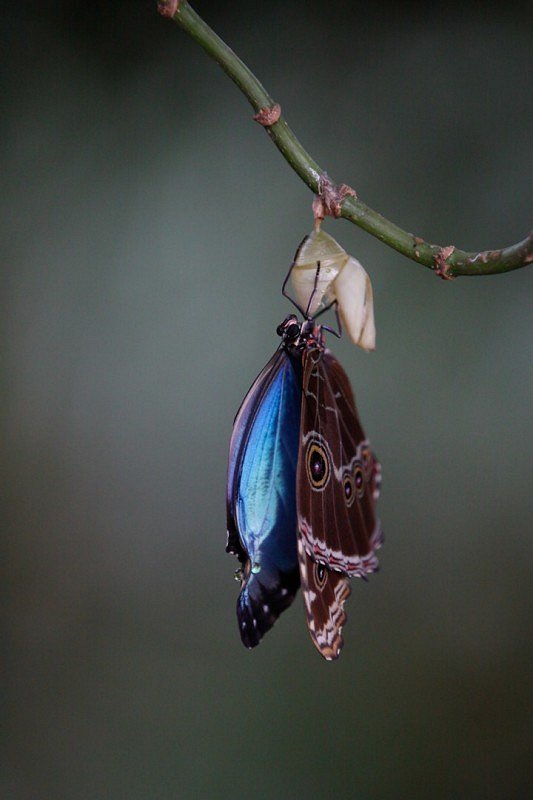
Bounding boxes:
[281,260,306,317]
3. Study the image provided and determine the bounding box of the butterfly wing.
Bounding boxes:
[297,537,351,661]
[227,349,284,564]
[296,346,382,659]
[227,348,302,648]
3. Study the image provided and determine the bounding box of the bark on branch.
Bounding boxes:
[158,1,532,278]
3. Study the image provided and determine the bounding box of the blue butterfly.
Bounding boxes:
[226,284,382,660]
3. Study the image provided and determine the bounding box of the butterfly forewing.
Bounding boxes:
[227,347,302,648]
[297,347,382,576]
[226,349,286,563]
[296,345,382,659]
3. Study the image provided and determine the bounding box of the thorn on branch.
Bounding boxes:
[312,173,357,222]
[434,245,456,280]
[253,103,281,127]
[158,0,179,18]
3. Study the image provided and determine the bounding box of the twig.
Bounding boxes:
[158,1,532,278]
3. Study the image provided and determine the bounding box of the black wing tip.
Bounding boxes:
[236,566,300,650]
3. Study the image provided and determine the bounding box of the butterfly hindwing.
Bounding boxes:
[297,538,351,661]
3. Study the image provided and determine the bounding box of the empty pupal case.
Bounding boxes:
[291,228,376,351]
[291,229,346,315]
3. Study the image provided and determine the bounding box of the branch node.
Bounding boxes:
[158,0,180,18]
[434,245,456,280]
[253,103,281,127]
[313,173,357,221]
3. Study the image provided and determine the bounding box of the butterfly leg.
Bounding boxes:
[281,259,307,317]
[304,260,322,318]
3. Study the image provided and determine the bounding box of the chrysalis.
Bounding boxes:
[291,228,376,350]
[291,229,346,315]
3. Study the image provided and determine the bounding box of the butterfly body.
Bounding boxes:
[227,315,382,659]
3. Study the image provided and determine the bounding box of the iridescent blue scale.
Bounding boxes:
[236,354,300,570]
[226,349,302,647]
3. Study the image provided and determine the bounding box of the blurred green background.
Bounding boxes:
[2,2,532,798]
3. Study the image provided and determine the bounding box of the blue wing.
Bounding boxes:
[227,347,301,648]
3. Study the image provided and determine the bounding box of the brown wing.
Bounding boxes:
[296,346,382,659]
[297,347,382,578]
[297,538,350,661]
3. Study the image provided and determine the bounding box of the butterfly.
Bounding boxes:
[226,261,382,660]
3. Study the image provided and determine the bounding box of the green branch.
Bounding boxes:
[159,1,532,278]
